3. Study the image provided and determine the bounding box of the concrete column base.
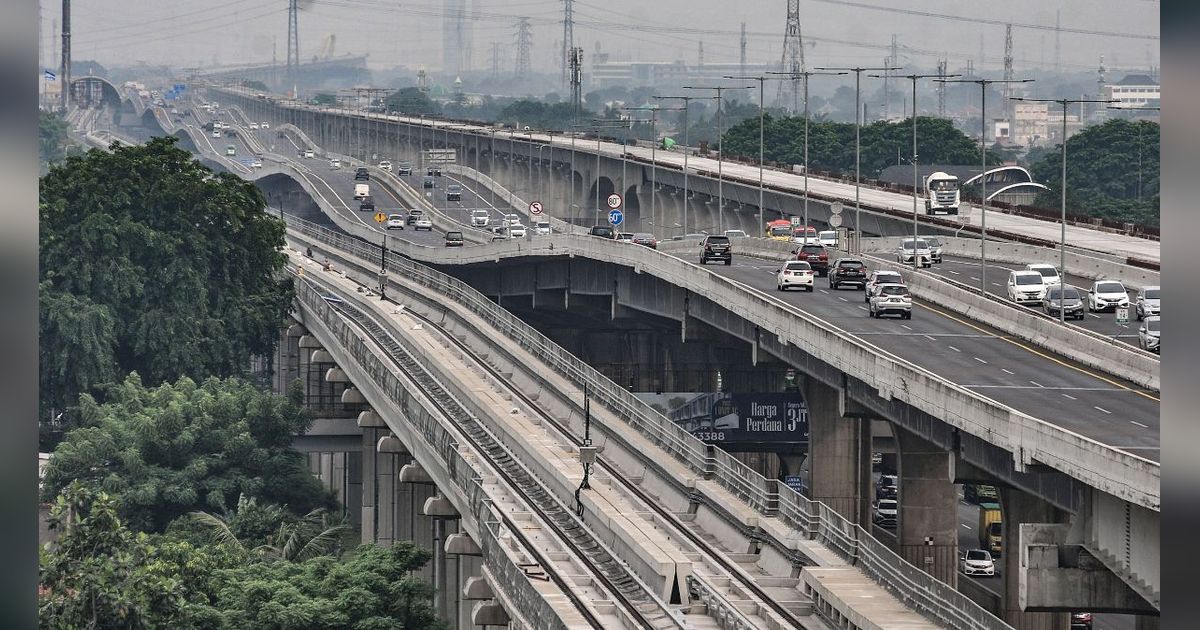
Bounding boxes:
[896,430,958,588]
[463,575,494,600]
[803,377,871,526]
[1001,487,1069,630]
[471,601,511,626]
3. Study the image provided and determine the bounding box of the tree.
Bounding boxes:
[39,110,71,169]
[1029,118,1160,227]
[42,374,332,532]
[182,496,350,563]
[384,87,441,116]
[310,93,337,106]
[38,136,294,422]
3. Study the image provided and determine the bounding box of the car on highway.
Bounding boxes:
[1007,270,1047,304]
[865,270,904,303]
[397,162,413,175]
[358,196,374,212]
[1070,612,1093,629]
[509,223,527,238]
[445,184,463,201]
[723,229,748,239]
[249,159,263,169]
[490,226,510,241]
[589,225,615,238]
[872,499,897,529]
[632,233,657,248]
[412,215,433,231]
[1042,286,1085,320]
[386,214,405,230]
[330,158,341,169]
[829,258,869,290]
[699,235,733,265]
[868,284,913,319]
[303,149,314,159]
[427,165,442,177]
[378,160,392,172]
[1135,285,1160,320]
[1087,280,1130,313]
[923,236,944,263]
[249,122,259,130]
[1138,316,1160,353]
[225,145,236,156]
[471,209,490,228]
[817,230,839,249]
[260,122,270,129]
[354,167,370,181]
[535,220,551,235]
[1026,263,1061,287]
[212,129,222,138]
[616,232,635,243]
[422,176,435,188]
[895,238,933,268]
[406,209,424,225]
[776,260,814,292]
[444,231,464,247]
[354,183,370,200]
[876,474,898,500]
[794,243,830,276]
[960,549,996,577]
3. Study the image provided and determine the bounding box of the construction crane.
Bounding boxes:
[315,34,335,61]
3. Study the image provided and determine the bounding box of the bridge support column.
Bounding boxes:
[895,430,958,588]
[371,433,405,547]
[423,494,461,623]
[446,533,483,627]
[999,487,1069,630]
[802,377,872,526]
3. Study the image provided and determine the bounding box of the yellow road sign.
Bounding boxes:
[374,212,387,223]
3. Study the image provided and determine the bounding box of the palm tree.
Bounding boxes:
[188,496,349,562]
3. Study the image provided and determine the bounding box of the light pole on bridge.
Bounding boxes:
[654,94,717,235]
[682,84,753,234]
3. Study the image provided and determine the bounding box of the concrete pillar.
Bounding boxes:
[360,427,378,544]
[1000,487,1069,630]
[375,435,399,547]
[895,429,958,588]
[802,377,872,526]
[423,495,461,621]
[1135,616,1160,630]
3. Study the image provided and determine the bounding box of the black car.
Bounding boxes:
[444,231,464,247]
[397,163,413,175]
[589,225,615,239]
[359,195,374,212]
[422,176,435,189]
[445,184,463,201]
[1042,286,1085,320]
[699,235,732,265]
[354,167,370,181]
[427,165,442,177]
[406,209,424,226]
[829,258,868,290]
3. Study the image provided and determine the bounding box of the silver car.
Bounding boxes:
[923,236,944,263]
[896,238,932,267]
[1135,285,1160,320]
[868,283,913,319]
[1138,316,1160,353]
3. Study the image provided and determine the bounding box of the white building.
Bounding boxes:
[1105,74,1160,109]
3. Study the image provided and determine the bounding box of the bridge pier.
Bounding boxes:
[423,494,462,624]
[999,487,1070,630]
[801,376,872,526]
[895,430,959,588]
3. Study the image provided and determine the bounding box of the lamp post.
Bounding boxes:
[815,65,901,252]
[621,106,684,234]
[938,78,1033,291]
[682,85,752,233]
[1013,96,1116,322]
[655,95,717,234]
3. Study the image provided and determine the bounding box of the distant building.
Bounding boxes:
[1012,101,1049,147]
[1105,74,1160,110]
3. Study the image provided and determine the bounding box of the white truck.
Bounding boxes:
[923,172,960,215]
[354,183,370,200]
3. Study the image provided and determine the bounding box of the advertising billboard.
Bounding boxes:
[635,392,808,447]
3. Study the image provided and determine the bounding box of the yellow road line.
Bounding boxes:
[915,301,1160,402]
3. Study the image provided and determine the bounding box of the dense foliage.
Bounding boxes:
[384,87,442,116]
[39,110,73,170]
[41,374,331,532]
[721,115,981,179]
[38,136,293,422]
[1029,118,1160,227]
[495,99,578,131]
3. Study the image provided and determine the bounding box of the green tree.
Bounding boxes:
[183,497,350,562]
[42,374,331,532]
[1029,118,1160,227]
[40,110,71,169]
[38,136,293,420]
[311,93,337,106]
[384,87,442,116]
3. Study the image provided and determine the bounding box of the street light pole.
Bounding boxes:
[656,95,716,235]
[1013,96,1116,322]
[816,66,900,252]
[939,78,1033,291]
[683,85,751,234]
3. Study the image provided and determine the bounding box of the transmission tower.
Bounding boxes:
[569,46,583,119]
[739,22,747,78]
[776,0,805,113]
[287,0,299,94]
[491,42,502,78]
[936,58,947,117]
[884,34,897,119]
[562,0,574,89]
[1002,24,1014,123]
[515,18,532,79]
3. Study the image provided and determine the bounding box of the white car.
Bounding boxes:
[1135,285,1160,320]
[776,260,815,292]
[471,209,490,228]
[923,236,943,263]
[1007,270,1047,304]
[896,238,932,267]
[509,224,527,238]
[249,122,259,130]
[535,220,551,235]
[303,149,315,159]
[868,283,913,319]
[502,214,521,227]
[817,230,839,249]
[1138,316,1160,353]
[1026,263,1061,287]
[211,130,221,138]
[378,160,392,172]
[1087,280,1129,313]
[723,229,748,239]
[260,122,270,129]
[413,217,433,231]
[865,270,904,303]
[249,159,263,169]
[960,549,996,577]
[386,214,405,230]
[330,158,341,169]
[872,499,897,528]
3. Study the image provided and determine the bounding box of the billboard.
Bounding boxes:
[635,392,808,446]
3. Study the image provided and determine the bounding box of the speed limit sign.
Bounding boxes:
[606,193,623,209]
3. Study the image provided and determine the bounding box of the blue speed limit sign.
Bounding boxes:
[608,209,624,226]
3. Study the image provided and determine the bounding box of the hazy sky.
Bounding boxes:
[41,0,1159,78]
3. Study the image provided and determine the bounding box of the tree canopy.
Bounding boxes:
[495,99,579,131]
[40,110,73,170]
[1029,118,1160,227]
[38,136,293,422]
[42,374,331,532]
[384,87,442,116]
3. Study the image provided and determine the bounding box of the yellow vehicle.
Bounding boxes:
[765,219,793,241]
[978,502,1002,556]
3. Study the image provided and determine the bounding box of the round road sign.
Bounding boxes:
[830,201,844,216]
[529,201,544,215]
[606,193,623,209]
[608,209,624,226]
[828,214,843,228]
[374,211,387,223]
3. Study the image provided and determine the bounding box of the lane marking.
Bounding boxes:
[819,289,829,294]
[974,357,988,364]
[916,302,1159,402]
[947,345,961,352]
[838,296,848,302]
[947,270,960,275]
[1062,393,1077,400]
[1130,420,1149,428]
[1094,406,1112,415]
[901,324,912,330]
[1001,368,1015,375]
[960,524,972,530]
[923,335,937,341]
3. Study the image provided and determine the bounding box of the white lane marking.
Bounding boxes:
[1030,380,1045,388]
[1001,368,1015,375]
[819,289,830,294]
[1094,406,1112,415]
[857,306,868,311]
[991,282,1000,287]
[1061,393,1077,400]
[960,524,972,530]
[947,270,960,275]
[900,324,912,330]
[1089,313,1101,319]
[923,335,937,341]
[974,357,988,364]
[970,276,980,281]
[838,296,848,302]
[1130,420,1149,428]
[963,385,1126,391]
[947,345,961,352]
